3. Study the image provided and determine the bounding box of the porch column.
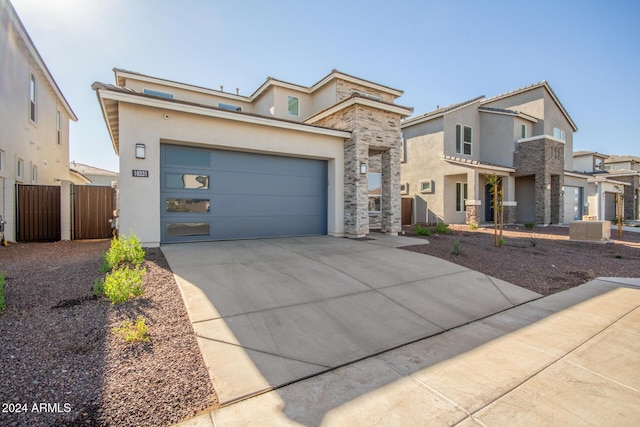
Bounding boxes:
[503,175,517,223]
[535,173,551,224]
[344,136,369,237]
[381,147,401,234]
[465,170,481,225]
[60,180,72,241]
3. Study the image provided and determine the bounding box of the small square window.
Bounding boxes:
[420,180,434,193]
[400,183,409,195]
[288,96,299,116]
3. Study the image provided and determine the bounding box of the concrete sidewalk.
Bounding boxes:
[162,235,540,406]
[177,277,640,426]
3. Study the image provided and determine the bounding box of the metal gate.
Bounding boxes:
[72,185,115,240]
[16,184,61,241]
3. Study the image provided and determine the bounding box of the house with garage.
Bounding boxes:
[0,0,78,242]
[400,81,582,226]
[93,68,412,246]
[574,151,639,221]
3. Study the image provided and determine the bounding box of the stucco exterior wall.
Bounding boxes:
[312,81,337,114]
[484,88,545,134]
[443,103,481,160]
[479,112,517,167]
[573,155,596,173]
[117,103,346,246]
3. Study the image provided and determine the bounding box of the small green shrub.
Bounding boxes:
[102,266,145,304]
[103,233,145,271]
[414,224,431,236]
[0,271,6,312]
[615,255,623,259]
[453,239,461,256]
[524,222,535,231]
[92,277,104,297]
[529,237,538,247]
[112,316,150,343]
[498,237,505,247]
[435,222,450,234]
[469,222,478,231]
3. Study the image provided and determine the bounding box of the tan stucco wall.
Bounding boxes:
[442,103,481,160]
[479,112,517,167]
[117,103,346,246]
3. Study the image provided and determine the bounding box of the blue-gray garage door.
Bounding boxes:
[160,144,327,242]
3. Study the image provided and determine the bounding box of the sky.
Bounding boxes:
[10,0,640,172]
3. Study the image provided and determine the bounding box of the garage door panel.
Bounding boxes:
[161,144,327,242]
[212,194,325,217]
[210,151,325,177]
[210,215,326,240]
[211,171,325,197]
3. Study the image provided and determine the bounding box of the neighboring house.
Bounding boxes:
[0,0,78,241]
[93,68,413,246]
[401,81,581,225]
[574,152,640,221]
[70,161,118,186]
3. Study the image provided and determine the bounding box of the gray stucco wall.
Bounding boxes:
[479,112,516,167]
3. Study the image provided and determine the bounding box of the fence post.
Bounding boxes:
[60,180,72,241]
[3,179,16,242]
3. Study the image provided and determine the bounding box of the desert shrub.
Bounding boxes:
[453,239,461,256]
[524,222,535,231]
[499,237,505,247]
[112,316,150,343]
[435,222,450,234]
[529,237,538,247]
[414,224,431,236]
[469,222,479,231]
[102,233,145,271]
[0,271,5,312]
[101,266,145,304]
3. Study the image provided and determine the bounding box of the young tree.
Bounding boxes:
[486,174,502,247]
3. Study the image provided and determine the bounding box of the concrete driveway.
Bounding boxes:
[162,234,540,405]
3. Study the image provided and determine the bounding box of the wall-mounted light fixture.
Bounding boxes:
[135,143,146,159]
[360,162,367,174]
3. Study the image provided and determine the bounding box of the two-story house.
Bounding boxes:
[401,81,582,226]
[0,0,78,241]
[93,69,413,246]
[605,155,640,220]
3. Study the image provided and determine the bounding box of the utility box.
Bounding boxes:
[569,220,610,241]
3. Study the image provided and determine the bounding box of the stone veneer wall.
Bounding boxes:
[313,103,403,236]
[504,206,517,224]
[610,175,639,220]
[465,204,481,225]
[336,79,395,103]
[514,138,565,224]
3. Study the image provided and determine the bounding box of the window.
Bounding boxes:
[456,182,468,212]
[218,103,242,111]
[456,124,472,155]
[166,198,210,213]
[594,158,603,172]
[368,172,381,212]
[420,180,434,193]
[604,165,611,171]
[143,88,174,99]
[287,96,299,116]
[166,173,209,189]
[0,150,4,174]
[521,124,527,139]
[400,183,409,195]
[400,132,406,163]
[29,73,37,122]
[56,110,61,146]
[31,164,37,183]
[17,158,24,180]
[553,127,565,141]
[166,222,210,238]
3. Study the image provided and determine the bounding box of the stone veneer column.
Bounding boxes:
[381,147,401,233]
[343,135,370,237]
[465,201,481,225]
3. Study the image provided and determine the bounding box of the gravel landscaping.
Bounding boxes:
[0,240,217,427]
[401,224,640,295]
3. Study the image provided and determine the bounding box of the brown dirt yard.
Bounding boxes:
[0,240,217,427]
[401,224,640,295]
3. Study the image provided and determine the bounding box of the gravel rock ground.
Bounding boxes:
[401,225,640,295]
[0,240,217,426]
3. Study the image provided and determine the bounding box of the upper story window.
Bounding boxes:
[56,110,62,146]
[17,158,24,180]
[143,88,174,99]
[0,150,5,174]
[400,132,407,163]
[29,73,37,123]
[594,158,603,172]
[553,127,565,141]
[31,164,38,183]
[521,124,527,139]
[456,124,472,155]
[218,103,242,112]
[288,96,299,116]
